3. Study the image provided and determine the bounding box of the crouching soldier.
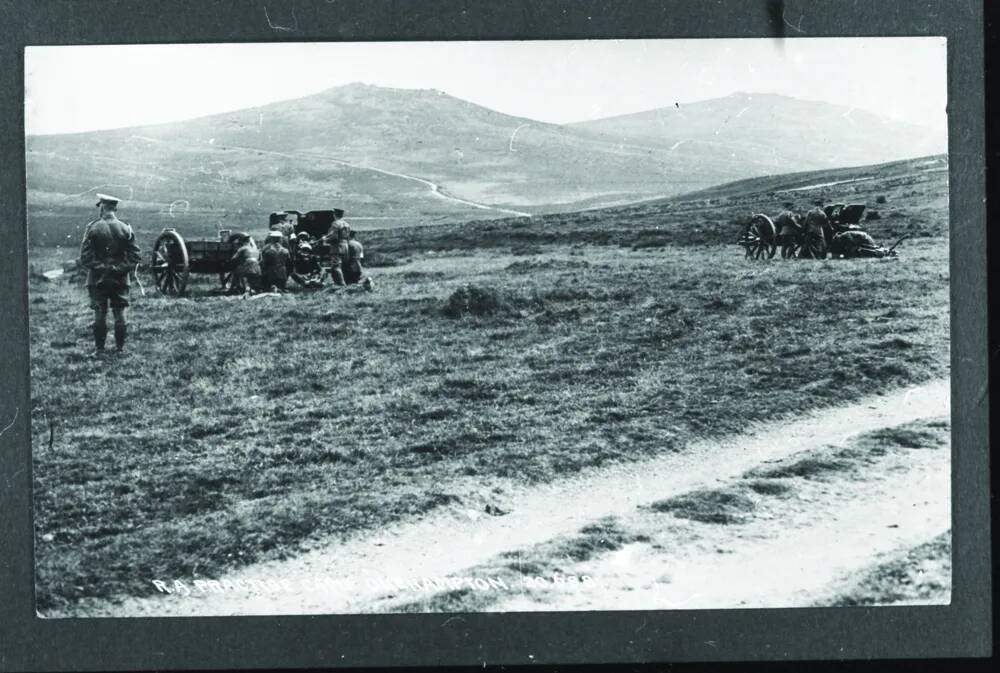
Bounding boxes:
[80,193,142,355]
[260,231,290,292]
[829,230,904,258]
[229,234,261,294]
[330,226,374,291]
[292,242,325,288]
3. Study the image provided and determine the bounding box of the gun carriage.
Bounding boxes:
[150,209,344,295]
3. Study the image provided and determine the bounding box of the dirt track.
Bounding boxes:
[57,378,949,617]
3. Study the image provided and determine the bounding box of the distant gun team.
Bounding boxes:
[148,207,374,297]
[738,201,908,260]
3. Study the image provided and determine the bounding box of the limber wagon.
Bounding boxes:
[150,209,343,295]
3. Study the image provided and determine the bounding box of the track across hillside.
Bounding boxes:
[132,136,534,218]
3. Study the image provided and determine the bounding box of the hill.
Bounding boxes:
[26,85,946,247]
[571,92,947,173]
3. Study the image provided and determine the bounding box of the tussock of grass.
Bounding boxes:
[750,457,854,481]
[560,518,643,561]
[746,479,795,496]
[875,336,915,350]
[649,487,757,525]
[826,531,951,607]
[442,284,538,318]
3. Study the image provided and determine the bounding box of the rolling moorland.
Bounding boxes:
[25,84,946,246]
[29,154,949,613]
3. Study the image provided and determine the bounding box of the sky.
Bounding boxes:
[24,38,947,136]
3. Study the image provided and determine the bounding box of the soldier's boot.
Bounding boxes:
[93,308,108,353]
[112,308,127,352]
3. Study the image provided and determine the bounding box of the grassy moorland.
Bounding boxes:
[362,154,948,255]
[29,165,949,612]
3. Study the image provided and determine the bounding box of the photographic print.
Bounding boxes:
[25,37,952,618]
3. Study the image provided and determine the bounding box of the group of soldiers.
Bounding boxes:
[740,201,903,260]
[227,215,371,295]
[78,195,371,357]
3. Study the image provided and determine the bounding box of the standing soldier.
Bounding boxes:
[800,207,830,259]
[316,208,348,247]
[260,231,290,292]
[774,210,804,258]
[328,224,350,287]
[79,193,142,355]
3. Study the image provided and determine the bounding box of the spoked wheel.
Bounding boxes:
[151,229,190,296]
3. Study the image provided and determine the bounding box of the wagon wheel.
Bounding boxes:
[151,230,190,296]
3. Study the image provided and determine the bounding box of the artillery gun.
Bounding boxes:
[149,209,346,295]
[823,203,867,229]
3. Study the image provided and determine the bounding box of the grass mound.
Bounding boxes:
[560,518,646,562]
[442,284,541,318]
[750,456,854,481]
[826,531,951,606]
[746,479,795,496]
[857,419,949,451]
[649,487,757,525]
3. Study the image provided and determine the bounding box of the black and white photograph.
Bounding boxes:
[25,36,955,619]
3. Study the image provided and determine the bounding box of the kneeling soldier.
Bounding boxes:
[229,234,262,294]
[80,193,142,355]
[292,242,325,288]
[260,230,290,292]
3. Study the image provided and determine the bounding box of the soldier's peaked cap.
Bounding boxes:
[95,193,121,206]
[333,208,345,218]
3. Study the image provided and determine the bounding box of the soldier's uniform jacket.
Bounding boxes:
[804,208,828,235]
[773,211,801,238]
[231,242,261,275]
[800,208,830,258]
[260,242,290,279]
[80,214,142,288]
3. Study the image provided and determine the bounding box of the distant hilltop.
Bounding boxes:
[26,83,948,242]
